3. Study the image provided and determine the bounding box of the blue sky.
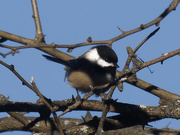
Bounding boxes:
[0,1,180,134]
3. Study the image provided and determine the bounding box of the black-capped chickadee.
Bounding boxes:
[43,45,119,95]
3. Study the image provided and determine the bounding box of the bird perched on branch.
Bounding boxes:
[43,45,119,95]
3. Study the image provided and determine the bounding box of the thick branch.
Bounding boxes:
[0,116,83,133]
[126,77,180,102]
[104,126,180,135]
[1,97,180,120]
[0,116,180,135]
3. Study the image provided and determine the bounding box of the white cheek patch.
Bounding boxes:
[85,48,99,61]
[97,59,114,67]
[85,48,114,67]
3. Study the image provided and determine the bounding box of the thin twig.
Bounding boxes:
[96,103,109,134]
[58,83,113,117]
[96,86,116,134]
[0,51,19,58]
[141,49,180,69]
[31,0,44,42]
[134,27,160,53]
[0,1,178,54]
[30,77,53,111]
[0,60,34,91]
[58,89,95,117]
[116,27,160,79]
[54,0,179,50]
[0,60,63,134]
[30,77,64,135]
[0,43,70,52]
[110,0,180,43]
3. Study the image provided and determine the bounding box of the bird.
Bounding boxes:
[43,45,119,96]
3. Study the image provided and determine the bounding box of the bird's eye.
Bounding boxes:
[105,58,109,62]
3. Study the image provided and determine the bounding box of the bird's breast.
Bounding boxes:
[67,70,93,93]
[67,69,114,94]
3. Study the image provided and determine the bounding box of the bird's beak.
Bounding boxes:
[114,63,119,68]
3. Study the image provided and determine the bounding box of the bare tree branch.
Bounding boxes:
[0,0,179,57]
[0,60,34,91]
[0,0,180,134]
[110,0,180,43]
[126,77,180,101]
[1,95,180,120]
[30,77,64,135]
[134,27,160,53]
[141,49,180,69]
[31,0,44,42]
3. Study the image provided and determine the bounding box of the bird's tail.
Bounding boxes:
[42,55,69,66]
